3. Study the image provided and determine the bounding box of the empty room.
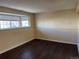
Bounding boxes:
[0,0,79,59]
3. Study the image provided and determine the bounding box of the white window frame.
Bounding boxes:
[0,13,31,30]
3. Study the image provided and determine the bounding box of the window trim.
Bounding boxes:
[0,14,31,30]
[0,26,30,31]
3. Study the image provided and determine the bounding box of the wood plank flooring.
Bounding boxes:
[0,39,79,59]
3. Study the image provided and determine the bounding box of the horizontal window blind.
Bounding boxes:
[0,14,30,30]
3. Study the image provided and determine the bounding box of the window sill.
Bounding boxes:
[0,27,31,31]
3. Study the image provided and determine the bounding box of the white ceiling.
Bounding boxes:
[0,0,78,13]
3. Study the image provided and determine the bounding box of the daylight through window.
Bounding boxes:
[0,14,30,30]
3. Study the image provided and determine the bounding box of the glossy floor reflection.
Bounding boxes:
[0,39,79,59]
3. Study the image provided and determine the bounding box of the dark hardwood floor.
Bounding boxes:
[0,39,79,59]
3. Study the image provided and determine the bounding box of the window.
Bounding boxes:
[0,14,30,30]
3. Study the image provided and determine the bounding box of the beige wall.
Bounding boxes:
[0,6,79,54]
[35,10,78,44]
[0,7,35,54]
[78,13,79,53]
[78,28,79,53]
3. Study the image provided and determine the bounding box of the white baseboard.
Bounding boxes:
[36,38,77,45]
[0,38,34,54]
[0,38,77,54]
